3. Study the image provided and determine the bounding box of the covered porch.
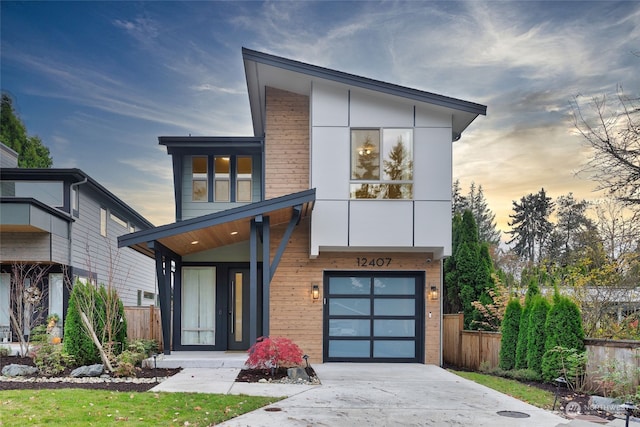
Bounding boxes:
[118,189,316,355]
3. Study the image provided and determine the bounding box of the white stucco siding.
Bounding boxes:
[350,90,414,128]
[311,81,349,127]
[310,200,349,256]
[349,201,414,247]
[311,127,350,199]
[414,200,452,256]
[413,127,452,201]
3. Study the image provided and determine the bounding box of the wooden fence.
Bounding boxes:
[444,313,640,391]
[443,313,501,370]
[123,305,163,351]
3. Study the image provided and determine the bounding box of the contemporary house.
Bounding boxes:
[0,142,157,342]
[119,48,486,364]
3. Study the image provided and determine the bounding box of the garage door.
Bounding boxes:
[323,272,424,362]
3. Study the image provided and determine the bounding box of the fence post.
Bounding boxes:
[149,305,155,343]
[458,312,464,367]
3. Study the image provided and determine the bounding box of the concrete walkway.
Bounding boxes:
[151,362,576,426]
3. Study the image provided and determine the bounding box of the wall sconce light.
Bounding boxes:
[312,284,320,301]
[430,286,439,300]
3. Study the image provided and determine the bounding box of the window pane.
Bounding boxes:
[382,129,413,181]
[351,129,380,180]
[329,277,370,294]
[329,299,370,316]
[374,277,416,295]
[193,157,208,175]
[329,319,370,336]
[193,180,208,201]
[374,299,415,316]
[237,180,251,202]
[329,340,370,358]
[374,319,415,337]
[237,156,252,176]
[373,340,414,358]
[192,157,208,202]
[100,208,107,236]
[214,156,230,174]
[378,183,413,199]
[214,180,230,202]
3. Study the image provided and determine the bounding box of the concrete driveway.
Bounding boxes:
[194,363,569,426]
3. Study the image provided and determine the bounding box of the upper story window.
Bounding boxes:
[192,157,208,202]
[100,207,107,236]
[236,156,252,202]
[350,128,413,199]
[214,156,230,202]
[191,155,254,203]
[110,211,128,229]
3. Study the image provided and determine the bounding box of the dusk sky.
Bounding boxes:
[1,1,638,236]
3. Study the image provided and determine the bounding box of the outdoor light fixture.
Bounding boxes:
[430,286,438,300]
[312,284,320,300]
[620,402,637,427]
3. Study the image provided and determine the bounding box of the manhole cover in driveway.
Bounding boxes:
[497,411,530,418]
[264,407,282,412]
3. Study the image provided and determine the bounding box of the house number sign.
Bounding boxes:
[356,257,392,267]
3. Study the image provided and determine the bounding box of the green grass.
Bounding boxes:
[0,388,282,426]
[450,370,556,409]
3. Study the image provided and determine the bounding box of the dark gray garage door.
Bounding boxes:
[323,272,424,362]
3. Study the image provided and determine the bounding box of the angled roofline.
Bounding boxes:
[118,188,316,249]
[0,168,154,229]
[242,47,487,116]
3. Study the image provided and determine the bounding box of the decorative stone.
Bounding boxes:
[70,364,104,378]
[287,367,310,382]
[2,364,38,377]
[258,378,267,383]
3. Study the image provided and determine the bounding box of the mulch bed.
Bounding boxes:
[0,356,181,392]
[235,366,317,383]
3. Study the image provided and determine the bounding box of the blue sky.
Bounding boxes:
[1,1,639,232]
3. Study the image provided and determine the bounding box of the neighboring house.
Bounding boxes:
[0,142,157,343]
[119,48,486,364]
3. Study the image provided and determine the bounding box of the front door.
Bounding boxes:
[228,269,250,350]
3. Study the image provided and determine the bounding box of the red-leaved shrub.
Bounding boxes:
[245,336,304,369]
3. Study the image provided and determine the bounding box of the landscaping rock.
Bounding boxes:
[287,367,310,382]
[2,364,38,377]
[71,364,104,378]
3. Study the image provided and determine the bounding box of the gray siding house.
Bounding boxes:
[0,142,157,342]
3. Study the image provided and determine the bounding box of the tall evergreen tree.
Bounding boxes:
[1,93,52,168]
[526,295,551,374]
[547,193,593,266]
[452,179,468,215]
[499,299,522,370]
[383,137,413,199]
[507,188,554,264]
[468,183,501,245]
[515,278,540,369]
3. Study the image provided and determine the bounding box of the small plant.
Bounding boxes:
[127,339,158,357]
[29,324,49,344]
[0,345,10,357]
[32,343,74,376]
[595,356,636,398]
[245,336,304,370]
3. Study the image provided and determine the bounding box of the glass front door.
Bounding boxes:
[228,269,250,350]
[181,267,216,345]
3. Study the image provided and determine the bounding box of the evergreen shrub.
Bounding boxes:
[499,299,522,370]
[526,295,550,374]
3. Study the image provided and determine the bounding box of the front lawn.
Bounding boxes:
[450,370,556,409]
[0,389,281,426]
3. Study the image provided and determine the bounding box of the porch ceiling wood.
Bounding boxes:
[120,189,315,258]
[155,205,304,256]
